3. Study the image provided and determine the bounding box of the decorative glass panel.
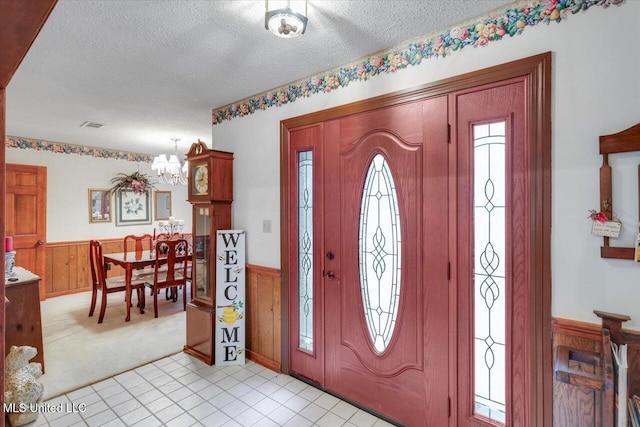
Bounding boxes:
[194,206,211,301]
[298,151,313,352]
[359,154,401,354]
[473,122,506,423]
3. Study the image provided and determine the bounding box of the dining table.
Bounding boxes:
[104,243,191,321]
[103,250,157,322]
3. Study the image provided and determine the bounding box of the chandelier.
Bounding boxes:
[265,0,308,38]
[151,138,188,185]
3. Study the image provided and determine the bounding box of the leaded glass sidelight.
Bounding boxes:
[359,154,401,354]
[298,151,313,352]
[473,122,506,423]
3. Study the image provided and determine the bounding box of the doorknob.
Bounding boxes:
[322,270,338,280]
[36,240,45,245]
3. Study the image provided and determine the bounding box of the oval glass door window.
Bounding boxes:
[359,153,401,353]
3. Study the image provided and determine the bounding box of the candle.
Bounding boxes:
[5,236,13,252]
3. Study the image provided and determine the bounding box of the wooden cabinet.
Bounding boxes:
[5,267,45,371]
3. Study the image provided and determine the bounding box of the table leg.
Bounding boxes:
[125,265,132,322]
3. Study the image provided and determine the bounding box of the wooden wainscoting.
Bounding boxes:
[45,238,128,297]
[553,317,602,427]
[246,264,282,372]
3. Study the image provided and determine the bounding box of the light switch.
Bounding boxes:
[263,219,272,233]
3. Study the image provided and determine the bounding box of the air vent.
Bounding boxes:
[79,121,104,129]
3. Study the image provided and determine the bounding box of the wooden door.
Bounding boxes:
[285,53,551,427]
[5,164,47,300]
[289,97,450,425]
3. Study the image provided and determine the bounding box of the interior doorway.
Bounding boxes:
[5,163,47,300]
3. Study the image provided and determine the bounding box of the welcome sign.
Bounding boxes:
[215,230,246,365]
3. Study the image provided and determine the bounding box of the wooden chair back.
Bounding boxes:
[89,239,107,291]
[124,234,152,254]
[153,238,188,286]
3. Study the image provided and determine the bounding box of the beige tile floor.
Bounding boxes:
[29,352,395,427]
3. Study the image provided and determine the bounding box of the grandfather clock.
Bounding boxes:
[183,140,233,365]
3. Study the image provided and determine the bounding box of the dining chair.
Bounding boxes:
[123,234,152,255]
[148,232,171,297]
[167,234,193,301]
[156,233,170,241]
[182,234,193,280]
[144,238,188,318]
[152,233,192,300]
[88,240,146,324]
[124,234,154,287]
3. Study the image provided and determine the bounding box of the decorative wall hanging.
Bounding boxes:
[89,189,112,223]
[588,209,622,239]
[598,122,640,259]
[115,189,152,226]
[109,171,155,195]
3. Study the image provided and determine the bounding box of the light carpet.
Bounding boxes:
[39,290,186,400]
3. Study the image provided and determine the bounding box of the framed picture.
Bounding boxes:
[115,189,152,226]
[88,188,112,223]
[154,190,172,220]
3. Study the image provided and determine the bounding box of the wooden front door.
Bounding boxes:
[289,97,450,426]
[285,53,552,426]
[6,164,47,300]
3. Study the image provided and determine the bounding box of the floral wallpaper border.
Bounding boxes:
[211,0,624,125]
[5,135,153,163]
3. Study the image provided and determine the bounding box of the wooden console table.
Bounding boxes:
[5,267,45,371]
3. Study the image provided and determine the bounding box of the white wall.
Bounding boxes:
[211,3,640,327]
[6,147,191,242]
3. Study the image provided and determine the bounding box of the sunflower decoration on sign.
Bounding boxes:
[109,171,155,195]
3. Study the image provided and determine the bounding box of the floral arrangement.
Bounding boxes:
[588,210,608,223]
[110,171,155,195]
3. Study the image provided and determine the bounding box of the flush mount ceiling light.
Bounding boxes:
[265,0,308,38]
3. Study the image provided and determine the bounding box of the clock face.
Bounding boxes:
[194,164,208,195]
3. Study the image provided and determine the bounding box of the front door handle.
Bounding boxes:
[37,239,45,245]
[323,270,338,280]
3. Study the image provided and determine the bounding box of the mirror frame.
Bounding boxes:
[88,188,112,223]
[154,190,172,220]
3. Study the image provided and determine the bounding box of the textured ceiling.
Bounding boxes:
[6,0,514,156]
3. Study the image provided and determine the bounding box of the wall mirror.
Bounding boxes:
[154,191,172,220]
[89,189,112,223]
